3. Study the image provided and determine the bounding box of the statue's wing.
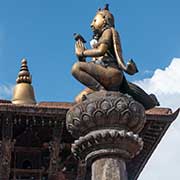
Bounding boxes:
[111,28,138,75]
[111,27,127,71]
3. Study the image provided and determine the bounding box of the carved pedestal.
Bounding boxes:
[66,91,146,180]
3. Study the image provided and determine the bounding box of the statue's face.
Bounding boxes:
[91,13,105,33]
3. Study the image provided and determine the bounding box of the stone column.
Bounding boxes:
[0,114,14,180]
[0,139,13,180]
[92,158,127,180]
[48,124,64,180]
[66,91,146,180]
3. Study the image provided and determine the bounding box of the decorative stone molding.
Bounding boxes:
[66,91,146,138]
[72,129,143,162]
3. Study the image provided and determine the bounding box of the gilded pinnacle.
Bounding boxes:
[12,58,36,104]
[16,58,32,84]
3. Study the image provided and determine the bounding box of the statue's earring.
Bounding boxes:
[103,19,106,27]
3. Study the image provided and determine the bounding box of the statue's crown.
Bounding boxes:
[97,4,114,27]
[98,4,109,11]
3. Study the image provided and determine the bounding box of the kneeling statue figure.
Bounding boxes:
[72,4,159,110]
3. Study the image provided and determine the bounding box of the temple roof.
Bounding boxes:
[0,100,179,180]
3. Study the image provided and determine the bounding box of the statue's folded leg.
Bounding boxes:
[72,62,123,91]
[72,62,105,91]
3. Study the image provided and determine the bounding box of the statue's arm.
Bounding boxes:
[111,28,138,75]
[83,43,108,57]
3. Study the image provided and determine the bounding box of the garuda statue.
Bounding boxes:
[72,4,159,110]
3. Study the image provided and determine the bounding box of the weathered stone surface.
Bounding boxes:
[92,158,128,180]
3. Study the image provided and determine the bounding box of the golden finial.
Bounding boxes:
[12,58,36,105]
[16,58,32,84]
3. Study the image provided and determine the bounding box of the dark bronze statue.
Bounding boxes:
[72,4,159,110]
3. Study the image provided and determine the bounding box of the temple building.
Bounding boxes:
[0,59,179,180]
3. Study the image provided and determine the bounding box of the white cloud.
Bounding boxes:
[141,69,154,76]
[135,58,180,101]
[136,58,180,180]
[0,84,14,100]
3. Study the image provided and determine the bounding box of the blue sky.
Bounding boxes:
[0,0,180,102]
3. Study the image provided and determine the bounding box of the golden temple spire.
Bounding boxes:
[16,58,32,84]
[12,58,36,105]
